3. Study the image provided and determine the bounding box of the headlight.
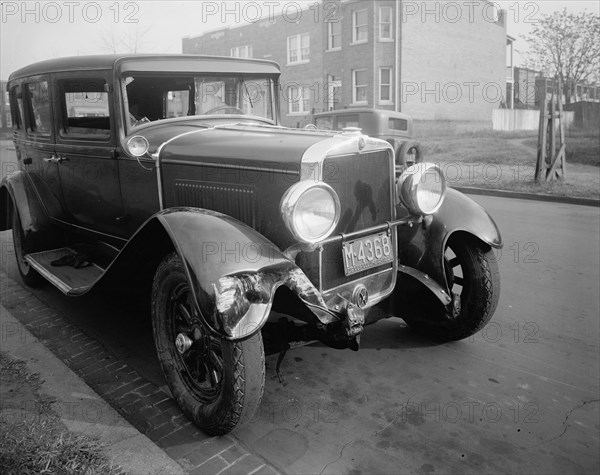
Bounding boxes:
[280,182,341,244]
[396,162,446,215]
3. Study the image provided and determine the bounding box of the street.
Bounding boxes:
[1,142,599,474]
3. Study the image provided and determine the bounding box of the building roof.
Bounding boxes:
[9,54,280,80]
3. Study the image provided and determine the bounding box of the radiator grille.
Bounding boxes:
[320,150,394,290]
[174,180,256,227]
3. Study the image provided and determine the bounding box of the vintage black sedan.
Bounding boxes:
[1,55,501,435]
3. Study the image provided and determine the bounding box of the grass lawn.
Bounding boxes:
[417,129,600,199]
[0,352,123,475]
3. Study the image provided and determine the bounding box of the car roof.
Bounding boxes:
[9,54,281,80]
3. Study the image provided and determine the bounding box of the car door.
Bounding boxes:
[21,75,64,218]
[53,71,127,238]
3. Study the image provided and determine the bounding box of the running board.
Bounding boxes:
[24,248,104,295]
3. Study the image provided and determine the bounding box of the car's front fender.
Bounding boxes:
[397,187,502,292]
[141,208,337,340]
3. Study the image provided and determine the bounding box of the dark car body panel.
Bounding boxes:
[397,188,502,290]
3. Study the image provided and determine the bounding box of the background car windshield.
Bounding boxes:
[123,74,274,128]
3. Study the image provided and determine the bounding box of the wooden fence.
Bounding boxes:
[493,109,574,131]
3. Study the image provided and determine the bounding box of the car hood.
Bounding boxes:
[128,119,336,170]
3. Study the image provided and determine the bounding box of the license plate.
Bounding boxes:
[342,232,394,276]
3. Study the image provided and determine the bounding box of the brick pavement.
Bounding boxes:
[0,271,279,475]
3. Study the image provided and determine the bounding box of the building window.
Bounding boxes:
[352,69,368,104]
[352,9,368,44]
[379,68,392,103]
[379,7,393,40]
[230,45,253,58]
[327,20,341,51]
[287,34,310,64]
[287,85,311,114]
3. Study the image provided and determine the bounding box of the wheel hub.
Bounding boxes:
[175,333,193,354]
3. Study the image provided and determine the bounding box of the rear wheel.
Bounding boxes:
[11,206,44,287]
[151,252,265,435]
[403,236,500,341]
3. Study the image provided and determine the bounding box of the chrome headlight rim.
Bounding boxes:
[125,135,149,157]
[280,181,341,244]
[397,162,447,215]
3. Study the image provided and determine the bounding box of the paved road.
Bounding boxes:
[1,141,599,474]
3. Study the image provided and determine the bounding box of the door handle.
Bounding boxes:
[43,155,69,164]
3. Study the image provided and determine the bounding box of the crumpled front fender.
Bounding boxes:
[156,208,337,340]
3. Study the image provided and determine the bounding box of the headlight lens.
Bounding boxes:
[280,182,341,243]
[397,162,446,215]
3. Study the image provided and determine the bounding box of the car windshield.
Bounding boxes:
[122,74,275,130]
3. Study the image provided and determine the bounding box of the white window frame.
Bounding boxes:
[379,67,393,104]
[352,9,368,44]
[379,6,393,41]
[327,20,342,51]
[287,84,311,115]
[287,34,310,65]
[230,45,253,58]
[352,69,368,105]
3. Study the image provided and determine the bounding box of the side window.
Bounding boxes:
[337,114,360,130]
[25,80,52,134]
[60,78,111,139]
[8,85,23,129]
[389,118,408,131]
[315,116,333,130]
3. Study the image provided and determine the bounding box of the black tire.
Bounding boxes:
[11,206,44,287]
[151,252,265,435]
[398,141,423,168]
[403,236,500,341]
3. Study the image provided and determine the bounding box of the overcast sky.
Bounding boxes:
[1,1,598,78]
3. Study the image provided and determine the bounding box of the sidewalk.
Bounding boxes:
[0,302,184,474]
[0,270,280,475]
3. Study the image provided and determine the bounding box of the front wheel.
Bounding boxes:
[151,252,265,435]
[403,236,500,341]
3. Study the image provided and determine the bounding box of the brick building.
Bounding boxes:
[183,0,509,128]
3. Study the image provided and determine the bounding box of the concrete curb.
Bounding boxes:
[454,186,600,207]
[0,302,185,475]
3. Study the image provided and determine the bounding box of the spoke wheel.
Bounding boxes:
[11,206,44,287]
[168,282,224,402]
[403,236,500,341]
[151,252,265,435]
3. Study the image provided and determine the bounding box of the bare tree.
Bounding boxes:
[98,25,151,54]
[524,9,600,102]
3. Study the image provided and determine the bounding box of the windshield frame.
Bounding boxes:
[119,72,278,135]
